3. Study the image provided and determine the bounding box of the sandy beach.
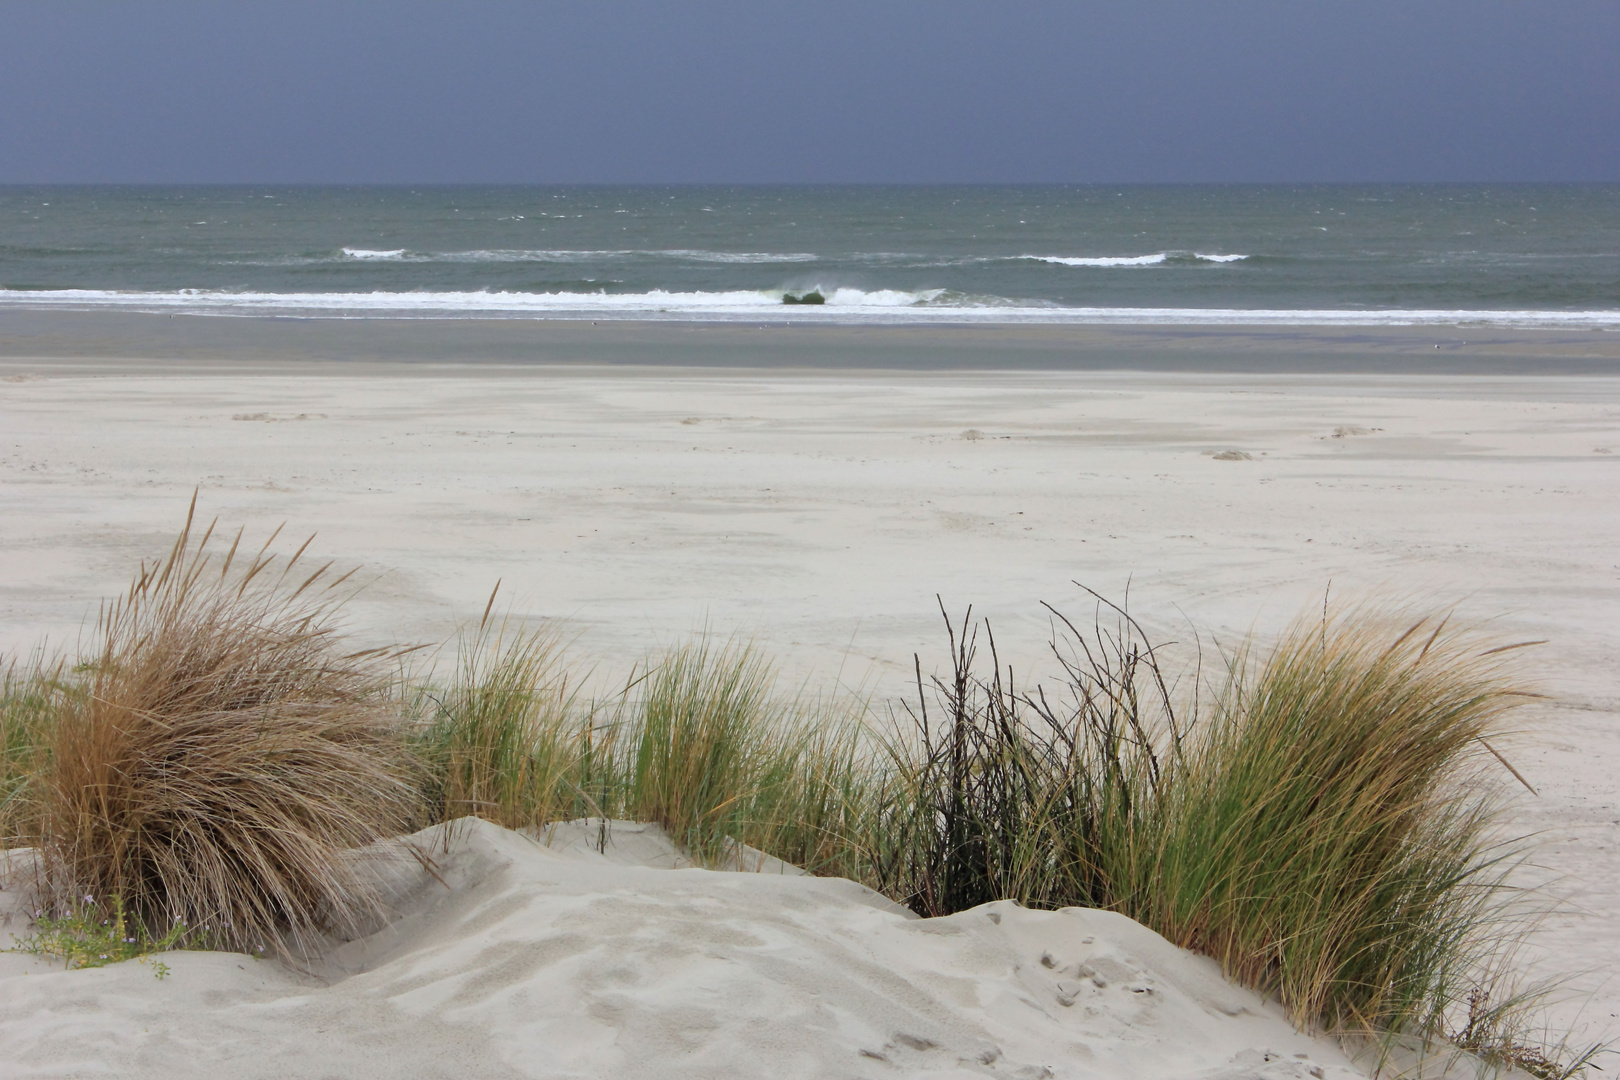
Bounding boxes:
[2,317,1617,1069]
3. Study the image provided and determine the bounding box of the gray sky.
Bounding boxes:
[2,1,1616,183]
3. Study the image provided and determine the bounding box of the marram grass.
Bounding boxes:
[618,639,874,871]
[845,598,1600,1075]
[1,658,63,841]
[1140,611,1537,1038]
[623,638,775,858]
[6,509,419,959]
[412,615,596,830]
[410,628,877,877]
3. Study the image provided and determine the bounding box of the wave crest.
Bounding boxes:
[2,287,1615,329]
[338,247,818,265]
[1018,251,1248,267]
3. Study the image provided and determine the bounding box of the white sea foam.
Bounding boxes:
[661,250,819,264]
[823,287,946,306]
[0,286,938,315]
[1018,252,1249,267]
[1024,253,1169,267]
[2,287,1616,328]
[338,247,818,264]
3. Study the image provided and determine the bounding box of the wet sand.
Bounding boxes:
[3,309,1620,373]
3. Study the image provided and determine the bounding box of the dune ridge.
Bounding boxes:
[2,819,1383,1080]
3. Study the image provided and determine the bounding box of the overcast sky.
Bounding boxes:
[2,1,1616,184]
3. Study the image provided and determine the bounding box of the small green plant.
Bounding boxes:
[10,894,188,979]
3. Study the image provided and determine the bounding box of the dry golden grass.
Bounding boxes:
[21,507,418,958]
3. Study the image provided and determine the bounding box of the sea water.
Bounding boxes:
[2,185,1617,326]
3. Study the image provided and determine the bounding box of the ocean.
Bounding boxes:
[2,185,1617,327]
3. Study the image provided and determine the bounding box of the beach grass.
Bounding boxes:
[868,599,1173,918]
[621,639,776,859]
[6,510,419,959]
[844,597,1588,1072]
[1137,610,1537,1039]
[616,640,874,872]
[1,658,63,841]
[411,626,877,877]
[0,519,1598,1074]
[412,614,594,830]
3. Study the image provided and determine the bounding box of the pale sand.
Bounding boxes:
[1,348,1617,1063]
[1,819,1375,1080]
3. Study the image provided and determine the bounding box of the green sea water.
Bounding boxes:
[2,185,1617,325]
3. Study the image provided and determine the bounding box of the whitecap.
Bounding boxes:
[1021,254,1169,267]
[341,248,408,260]
[0,286,939,317]
[340,248,818,265]
[660,250,819,264]
[1017,251,1249,267]
[823,287,946,306]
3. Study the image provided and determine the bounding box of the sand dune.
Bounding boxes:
[1,819,1389,1080]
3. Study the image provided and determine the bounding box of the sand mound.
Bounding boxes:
[4,819,1388,1079]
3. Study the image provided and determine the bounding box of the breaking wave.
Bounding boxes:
[2,288,1616,328]
[337,247,818,264]
[1017,252,1249,267]
[0,286,943,316]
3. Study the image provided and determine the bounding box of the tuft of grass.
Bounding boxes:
[620,639,779,861]
[1,658,67,843]
[407,624,879,878]
[1147,608,1536,1039]
[872,596,1174,918]
[18,506,419,959]
[412,613,601,830]
[739,696,878,880]
[878,595,1592,1072]
[615,641,880,874]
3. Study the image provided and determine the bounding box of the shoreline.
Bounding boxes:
[3,309,1619,375]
